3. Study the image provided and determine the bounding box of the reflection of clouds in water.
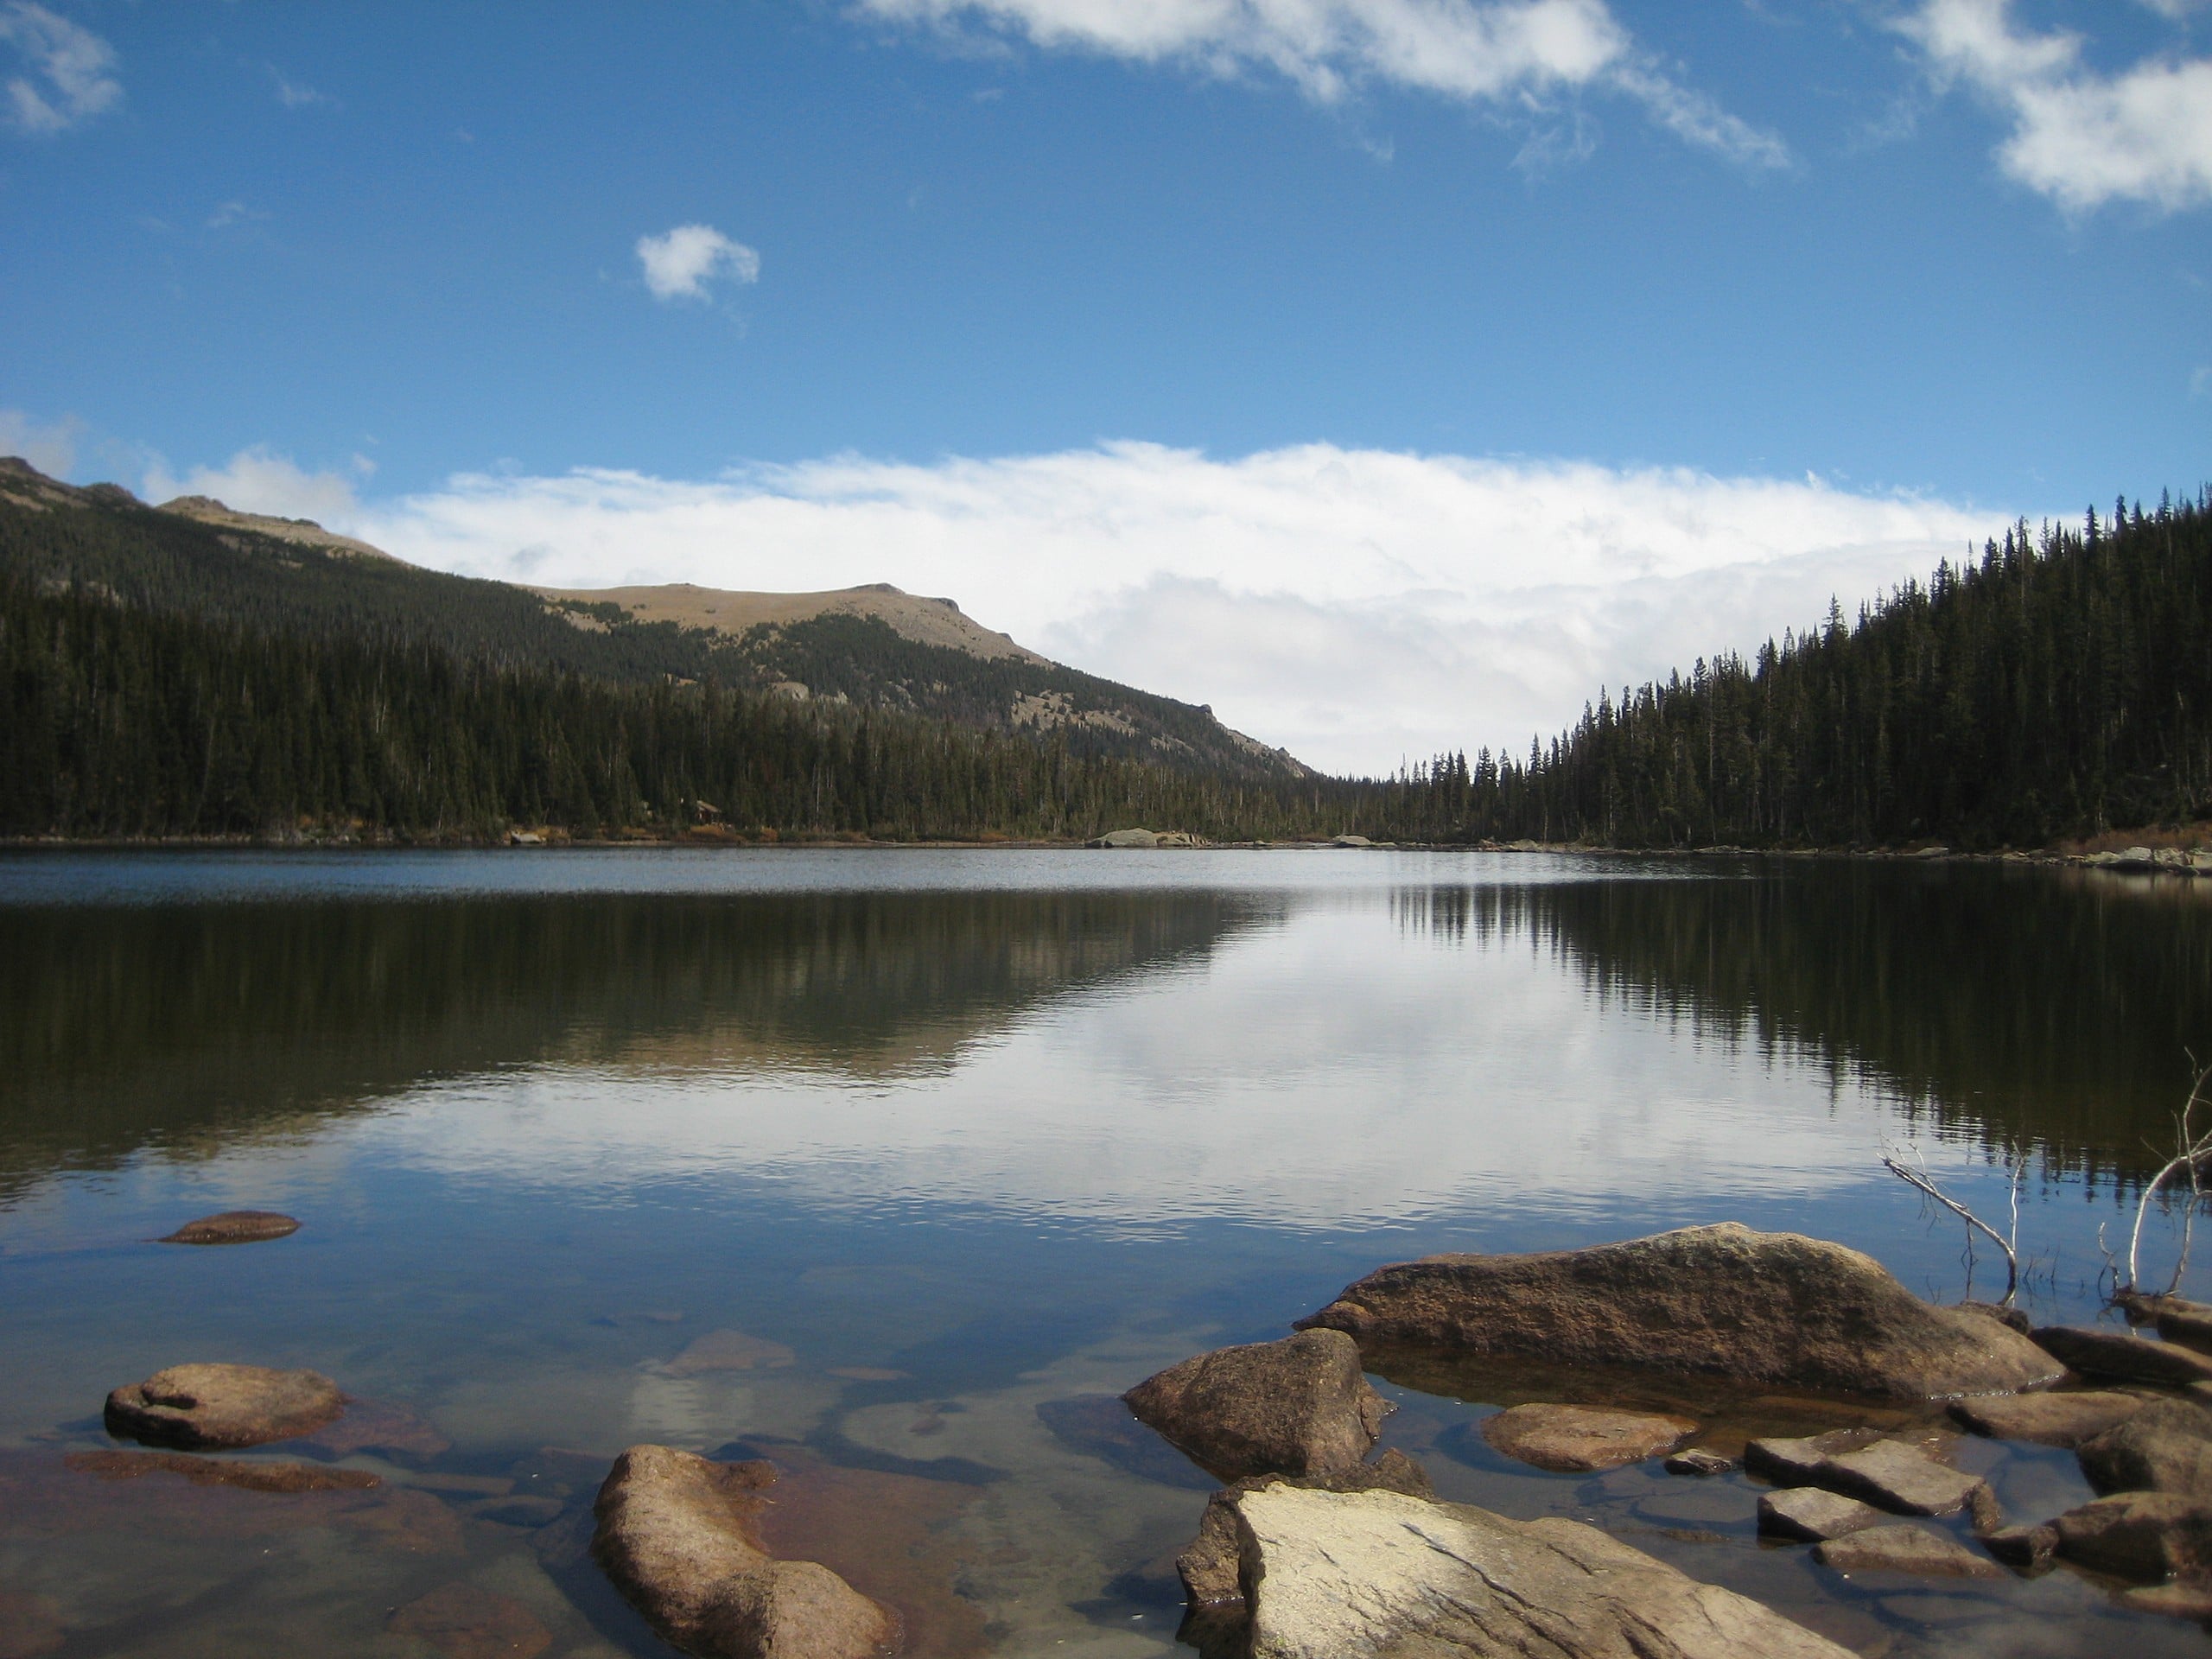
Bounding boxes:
[351,904,1893,1231]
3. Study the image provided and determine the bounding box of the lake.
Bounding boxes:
[3,848,2210,1657]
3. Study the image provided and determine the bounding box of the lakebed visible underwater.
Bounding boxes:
[4,848,2212,1657]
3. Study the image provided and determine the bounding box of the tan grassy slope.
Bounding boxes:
[531,581,1050,664]
[157,495,400,563]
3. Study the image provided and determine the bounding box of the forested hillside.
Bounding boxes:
[0,460,1304,782]
[1381,490,2212,850]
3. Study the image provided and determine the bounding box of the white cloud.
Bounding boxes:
[860,0,1786,166]
[0,2,118,134]
[342,442,2003,775]
[143,446,364,524]
[270,67,330,109]
[1898,0,2212,212]
[0,406,80,475]
[636,224,762,302]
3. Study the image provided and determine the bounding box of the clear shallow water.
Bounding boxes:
[3,849,2211,1656]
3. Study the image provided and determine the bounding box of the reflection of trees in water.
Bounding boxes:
[0,891,1276,1195]
[1496,865,2212,1184]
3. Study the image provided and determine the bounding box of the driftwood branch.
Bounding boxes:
[2125,1064,2212,1294]
[1882,1144,2019,1306]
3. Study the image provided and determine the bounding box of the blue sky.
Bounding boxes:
[3,2,2209,770]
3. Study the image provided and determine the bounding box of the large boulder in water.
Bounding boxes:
[1221,1484,1853,1658]
[1295,1224,2061,1401]
[104,1363,344,1450]
[592,1444,895,1659]
[1122,1329,1387,1482]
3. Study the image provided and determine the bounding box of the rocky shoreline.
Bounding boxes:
[61,1211,2212,1656]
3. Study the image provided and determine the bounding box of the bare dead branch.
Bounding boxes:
[1882,1144,2019,1305]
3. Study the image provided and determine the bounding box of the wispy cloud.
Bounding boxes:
[0,2,119,134]
[0,406,80,475]
[1897,0,2212,213]
[326,442,2003,773]
[636,224,761,302]
[859,0,1787,167]
[143,446,366,524]
[269,66,331,109]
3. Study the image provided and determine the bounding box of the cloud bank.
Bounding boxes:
[861,0,1786,167]
[209,442,2002,776]
[636,224,761,302]
[1899,0,2212,212]
[0,1,118,133]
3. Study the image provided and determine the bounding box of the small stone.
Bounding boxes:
[1948,1389,2147,1448]
[387,1581,554,1659]
[1816,1440,1986,1516]
[1980,1523,2057,1574]
[1665,1448,1736,1478]
[1758,1486,1887,1541]
[157,1211,300,1245]
[2031,1326,2212,1389]
[1967,1483,2005,1535]
[1813,1523,2004,1578]
[104,1363,344,1451]
[1744,1428,1879,1484]
[1479,1403,1697,1473]
[2051,1491,2212,1582]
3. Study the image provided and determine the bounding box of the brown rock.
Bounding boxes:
[64,1449,378,1493]
[2123,1582,2212,1621]
[1812,1523,2003,1579]
[1815,1440,1986,1516]
[591,1443,896,1659]
[387,1581,554,1659]
[104,1363,344,1450]
[2145,1296,2212,1356]
[2031,1326,2212,1388]
[1479,1402,1696,1472]
[2078,1399,2212,1497]
[1176,1451,1434,1608]
[1665,1448,1736,1477]
[1980,1523,2057,1574]
[296,1395,449,1459]
[1122,1329,1387,1482]
[1298,1224,2062,1400]
[157,1210,299,1245]
[1744,1428,1881,1484]
[1948,1389,2147,1448]
[1954,1300,2031,1334]
[1758,1486,1886,1541]
[2051,1491,2212,1581]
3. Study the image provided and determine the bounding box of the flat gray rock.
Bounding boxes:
[1175,1451,1433,1608]
[1124,1329,1387,1482]
[104,1363,343,1451]
[1758,1486,1886,1541]
[1229,1484,1855,1659]
[1297,1224,2063,1401]
[1948,1389,2146,1448]
[2031,1326,2212,1388]
[1816,1440,1986,1516]
[1744,1429,1879,1485]
[1812,1523,2003,1579]
[1479,1402,1696,1472]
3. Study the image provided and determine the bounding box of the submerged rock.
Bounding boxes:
[1122,1329,1387,1483]
[1223,1484,1854,1658]
[157,1211,300,1245]
[2077,1400,2212,1497]
[66,1449,376,1493]
[1479,1402,1696,1472]
[1758,1486,1886,1542]
[592,1443,895,1659]
[104,1363,344,1450]
[1948,1389,2146,1448]
[387,1581,554,1659]
[2050,1491,2212,1581]
[2031,1326,2212,1389]
[1297,1224,2062,1400]
[1812,1524,2003,1580]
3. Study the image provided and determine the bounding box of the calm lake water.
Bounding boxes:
[4,848,2212,1657]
